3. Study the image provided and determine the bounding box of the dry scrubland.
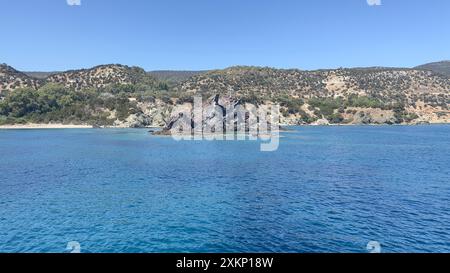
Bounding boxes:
[0,62,449,127]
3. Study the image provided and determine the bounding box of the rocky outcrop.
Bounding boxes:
[155,95,279,135]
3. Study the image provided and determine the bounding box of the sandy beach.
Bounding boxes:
[0,124,93,129]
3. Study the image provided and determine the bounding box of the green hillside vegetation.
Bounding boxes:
[0,83,165,126]
[1,63,449,126]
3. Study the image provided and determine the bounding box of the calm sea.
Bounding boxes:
[0,126,449,253]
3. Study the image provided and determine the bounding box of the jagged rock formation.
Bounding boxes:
[155,94,281,135]
[156,95,240,135]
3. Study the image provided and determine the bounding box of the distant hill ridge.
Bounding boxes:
[147,70,207,84]
[46,64,159,90]
[0,64,42,91]
[415,61,450,77]
[1,60,446,91]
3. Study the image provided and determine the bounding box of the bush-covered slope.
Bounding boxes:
[1,63,449,126]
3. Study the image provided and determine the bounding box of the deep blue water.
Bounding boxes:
[0,126,449,253]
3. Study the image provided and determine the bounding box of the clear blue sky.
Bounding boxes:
[1,0,449,71]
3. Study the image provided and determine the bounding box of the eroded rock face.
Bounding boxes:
[155,95,278,135]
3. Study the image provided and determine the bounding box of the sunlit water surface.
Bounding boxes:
[0,126,449,253]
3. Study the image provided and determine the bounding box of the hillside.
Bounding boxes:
[0,64,169,127]
[0,64,42,93]
[24,71,58,79]
[1,63,449,127]
[179,66,449,99]
[177,66,449,124]
[3,64,163,92]
[22,70,206,84]
[415,61,450,77]
[46,64,160,90]
[147,70,207,86]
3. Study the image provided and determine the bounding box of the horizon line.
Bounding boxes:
[3,59,449,73]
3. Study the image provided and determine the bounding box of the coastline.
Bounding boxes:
[0,124,93,129]
[0,123,448,130]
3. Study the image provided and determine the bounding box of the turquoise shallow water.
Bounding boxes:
[0,126,449,253]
